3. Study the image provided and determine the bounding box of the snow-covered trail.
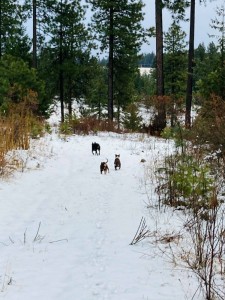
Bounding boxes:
[0,132,195,300]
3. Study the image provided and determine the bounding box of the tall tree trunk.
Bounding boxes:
[155,0,166,131]
[32,0,37,68]
[220,25,225,100]
[108,7,114,121]
[59,0,64,123]
[68,85,72,118]
[185,0,195,128]
[0,0,2,58]
[59,32,64,123]
[155,0,164,96]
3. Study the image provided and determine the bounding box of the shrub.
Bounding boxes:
[59,115,119,135]
[123,103,143,132]
[156,153,215,210]
[191,95,225,154]
[59,121,72,135]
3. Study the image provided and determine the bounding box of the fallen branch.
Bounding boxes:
[155,232,182,244]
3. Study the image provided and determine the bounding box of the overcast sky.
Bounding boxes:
[23,0,224,55]
[141,0,224,54]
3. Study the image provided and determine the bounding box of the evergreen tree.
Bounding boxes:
[153,0,188,131]
[150,0,189,131]
[162,0,191,127]
[23,0,58,62]
[194,43,207,97]
[38,0,94,122]
[0,55,46,115]
[85,60,108,119]
[0,0,30,59]
[195,3,225,101]
[207,41,220,64]
[164,22,187,126]
[135,71,156,97]
[87,0,146,122]
[209,2,225,100]
[164,22,187,96]
[165,0,189,22]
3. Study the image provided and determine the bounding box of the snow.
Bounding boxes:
[138,67,154,76]
[0,118,201,299]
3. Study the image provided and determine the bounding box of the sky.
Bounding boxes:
[141,0,224,54]
[0,104,205,300]
[23,0,224,55]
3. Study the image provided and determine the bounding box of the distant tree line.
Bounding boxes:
[138,52,155,67]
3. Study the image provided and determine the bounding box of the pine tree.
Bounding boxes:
[164,22,187,126]
[37,0,94,122]
[0,0,30,59]
[87,0,146,122]
[210,3,225,100]
[195,3,225,101]
[163,0,193,128]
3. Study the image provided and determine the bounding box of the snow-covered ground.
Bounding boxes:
[0,119,201,299]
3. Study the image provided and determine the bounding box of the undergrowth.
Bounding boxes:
[154,115,225,300]
[0,93,48,177]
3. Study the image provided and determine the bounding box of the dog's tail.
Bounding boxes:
[105,159,108,163]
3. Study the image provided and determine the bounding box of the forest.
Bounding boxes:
[0,0,224,130]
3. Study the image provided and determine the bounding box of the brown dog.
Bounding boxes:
[100,159,109,174]
[114,154,121,170]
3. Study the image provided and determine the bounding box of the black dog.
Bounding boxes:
[114,154,121,170]
[100,159,109,174]
[92,142,100,155]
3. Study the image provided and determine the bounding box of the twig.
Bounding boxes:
[33,222,41,242]
[35,235,45,243]
[130,217,150,245]
[8,277,12,286]
[49,239,68,244]
[8,236,14,244]
[190,283,201,300]
[135,217,145,237]
[0,241,9,247]
[24,228,27,244]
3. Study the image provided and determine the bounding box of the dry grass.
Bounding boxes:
[60,116,120,135]
[0,92,45,178]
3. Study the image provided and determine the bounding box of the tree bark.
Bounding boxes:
[185,0,195,128]
[155,0,166,131]
[0,0,2,58]
[32,0,37,68]
[155,0,164,96]
[59,0,64,123]
[108,7,114,121]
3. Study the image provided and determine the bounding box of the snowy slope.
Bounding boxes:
[0,131,199,300]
